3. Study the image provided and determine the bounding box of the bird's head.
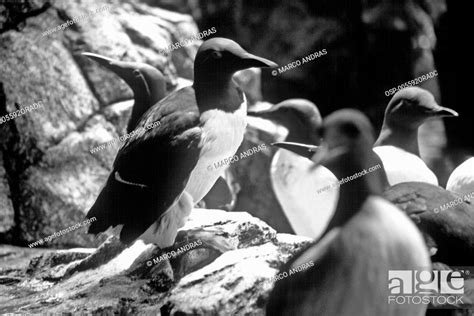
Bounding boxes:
[384,87,458,129]
[82,52,166,105]
[249,99,322,144]
[194,37,277,84]
[311,109,375,172]
[272,109,376,171]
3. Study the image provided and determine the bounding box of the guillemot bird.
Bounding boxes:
[266,109,430,316]
[374,87,458,186]
[86,38,277,247]
[81,52,167,133]
[247,100,338,238]
[82,52,237,211]
[446,157,474,196]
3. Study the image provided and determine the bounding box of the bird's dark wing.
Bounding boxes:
[87,86,202,243]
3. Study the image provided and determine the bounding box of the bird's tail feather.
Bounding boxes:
[86,172,153,240]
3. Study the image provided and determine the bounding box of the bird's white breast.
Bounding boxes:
[139,98,247,247]
[447,157,474,196]
[184,97,247,204]
[373,145,438,186]
[271,149,338,238]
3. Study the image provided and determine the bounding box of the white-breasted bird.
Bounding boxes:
[82,52,235,212]
[86,38,277,248]
[374,87,458,186]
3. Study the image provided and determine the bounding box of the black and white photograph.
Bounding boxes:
[0,0,472,315]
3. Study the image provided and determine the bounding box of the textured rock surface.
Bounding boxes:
[17,116,117,247]
[0,151,14,234]
[0,209,311,314]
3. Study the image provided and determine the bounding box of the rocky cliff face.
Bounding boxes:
[0,151,14,234]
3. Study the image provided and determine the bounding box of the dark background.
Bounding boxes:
[153,0,470,162]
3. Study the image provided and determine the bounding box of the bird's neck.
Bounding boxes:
[323,153,388,233]
[127,92,152,132]
[126,71,166,133]
[194,77,243,112]
[375,122,420,156]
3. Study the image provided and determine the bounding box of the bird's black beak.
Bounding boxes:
[427,105,458,118]
[272,142,318,159]
[240,52,278,69]
[82,52,139,83]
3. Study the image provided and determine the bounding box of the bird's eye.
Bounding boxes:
[211,51,222,59]
[133,69,141,76]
